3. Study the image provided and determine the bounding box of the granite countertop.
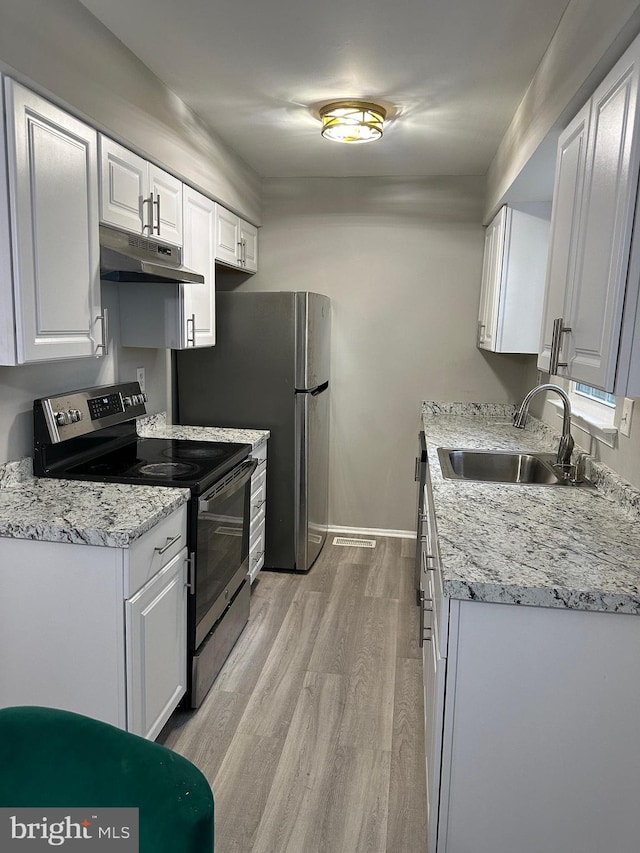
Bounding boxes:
[0,459,189,548]
[422,402,640,615]
[137,413,269,449]
[0,413,268,549]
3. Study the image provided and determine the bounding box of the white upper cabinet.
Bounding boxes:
[118,185,215,350]
[182,186,216,347]
[214,203,258,272]
[538,103,590,373]
[539,34,640,394]
[477,203,551,353]
[0,78,103,364]
[99,136,183,246]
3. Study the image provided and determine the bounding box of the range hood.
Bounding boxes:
[99,225,205,284]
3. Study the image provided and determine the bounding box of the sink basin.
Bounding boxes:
[437,447,564,485]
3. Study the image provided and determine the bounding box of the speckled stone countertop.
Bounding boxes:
[422,402,640,615]
[137,413,269,449]
[0,458,189,548]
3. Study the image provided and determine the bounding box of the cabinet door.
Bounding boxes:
[538,104,590,373]
[240,219,258,272]
[5,80,102,362]
[126,547,187,740]
[183,186,216,347]
[565,39,640,390]
[99,136,146,235]
[215,204,240,267]
[149,164,183,246]
[477,207,507,351]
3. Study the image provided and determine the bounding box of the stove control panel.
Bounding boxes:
[88,393,123,421]
[34,382,148,444]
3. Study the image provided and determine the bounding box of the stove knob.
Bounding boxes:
[54,410,70,426]
[69,409,82,423]
[123,396,133,408]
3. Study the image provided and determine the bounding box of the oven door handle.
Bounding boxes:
[199,458,258,511]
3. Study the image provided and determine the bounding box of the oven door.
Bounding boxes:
[194,457,257,648]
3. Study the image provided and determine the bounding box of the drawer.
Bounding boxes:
[248,535,265,581]
[250,480,266,518]
[251,469,267,503]
[250,515,265,551]
[250,511,265,544]
[126,504,188,597]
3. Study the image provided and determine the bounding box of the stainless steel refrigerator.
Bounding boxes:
[173,291,331,572]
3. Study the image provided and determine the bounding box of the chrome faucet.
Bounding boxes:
[514,383,574,467]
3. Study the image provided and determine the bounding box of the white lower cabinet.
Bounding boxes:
[0,505,187,740]
[248,442,267,581]
[419,451,640,852]
[434,600,640,853]
[126,547,187,740]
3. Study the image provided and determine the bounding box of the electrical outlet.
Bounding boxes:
[620,397,634,437]
[136,367,146,393]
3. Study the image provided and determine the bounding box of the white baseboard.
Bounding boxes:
[327,524,415,540]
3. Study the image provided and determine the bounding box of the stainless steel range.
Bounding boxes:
[33,381,256,708]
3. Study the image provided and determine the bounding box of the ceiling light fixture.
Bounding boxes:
[319,101,386,144]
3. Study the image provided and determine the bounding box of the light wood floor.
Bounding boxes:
[160,536,427,852]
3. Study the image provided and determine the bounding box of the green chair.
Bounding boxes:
[0,706,214,852]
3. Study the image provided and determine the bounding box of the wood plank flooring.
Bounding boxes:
[159,536,427,852]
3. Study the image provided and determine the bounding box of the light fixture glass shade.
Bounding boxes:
[319,101,386,143]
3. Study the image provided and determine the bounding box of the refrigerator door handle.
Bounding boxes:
[295,381,329,396]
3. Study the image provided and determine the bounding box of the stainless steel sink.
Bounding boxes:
[437,447,565,484]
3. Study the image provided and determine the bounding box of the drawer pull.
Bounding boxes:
[154,533,181,555]
[421,550,435,572]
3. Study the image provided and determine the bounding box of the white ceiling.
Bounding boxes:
[78,0,571,179]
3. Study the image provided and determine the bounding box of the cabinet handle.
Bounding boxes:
[144,193,154,233]
[242,238,247,266]
[550,317,571,374]
[186,313,196,347]
[185,551,195,593]
[154,193,161,234]
[421,549,435,573]
[419,592,433,647]
[237,239,243,265]
[415,457,420,482]
[154,533,181,555]
[477,321,486,345]
[95,308,109,357]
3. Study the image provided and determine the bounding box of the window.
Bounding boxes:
[562,381,618,446]
[573,383,616,408]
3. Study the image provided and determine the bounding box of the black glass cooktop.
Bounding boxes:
[62,437,251,494]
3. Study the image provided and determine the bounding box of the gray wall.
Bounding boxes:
[222,177,538,533]
[0,285,169,462]
[0,0,261,224]
[0,0,261,463]
[485,0,640,221]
